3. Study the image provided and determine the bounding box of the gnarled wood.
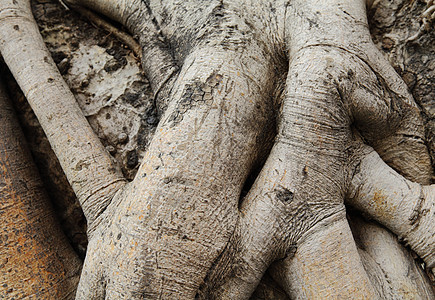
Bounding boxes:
[0,0,126,230]
[0,0,433,298]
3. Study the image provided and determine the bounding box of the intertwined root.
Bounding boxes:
[0,0,126,231]
[1,0,434,299]
[200,45,434,299]
[75,40,282,297]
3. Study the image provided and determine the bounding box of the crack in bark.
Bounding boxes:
[409,185,425,226]
[168,72,223,127]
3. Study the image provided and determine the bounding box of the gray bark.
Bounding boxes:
[0,0,434,298]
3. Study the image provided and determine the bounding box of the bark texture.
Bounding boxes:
[0,0,127,232]
[0,79,81,299]
[0,0,434,299]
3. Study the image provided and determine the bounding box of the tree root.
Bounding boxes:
[348,149,435,271]
[67,5,142,60]
[0,0,126,229]
[2,0,434,298]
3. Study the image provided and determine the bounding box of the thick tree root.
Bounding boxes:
[1,0,434,298]
[76,42,279,298]
[0,0,126,230]
[349,213,434,299]
[271,215,378,299]
[349,149,435,270]
[0,78,82,299]
[202,1,435,295]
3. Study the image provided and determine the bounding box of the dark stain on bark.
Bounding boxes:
[275,187,294,203]
[74,159,91,171]
[168,72,222,127]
